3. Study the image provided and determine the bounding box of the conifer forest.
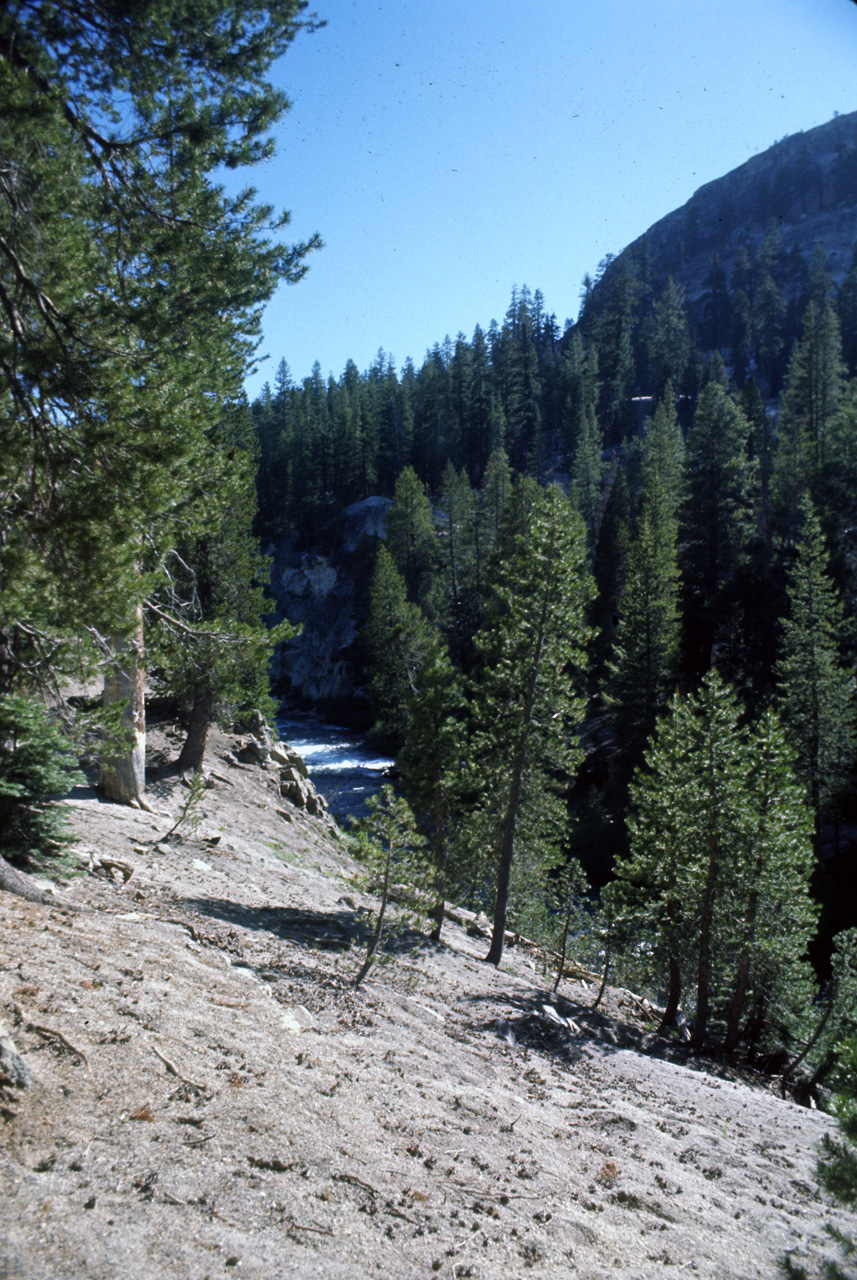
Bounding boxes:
[251,242,857,1076]
[2,0,857,1104]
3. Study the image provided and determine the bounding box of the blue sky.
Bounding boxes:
[243,0,857,396]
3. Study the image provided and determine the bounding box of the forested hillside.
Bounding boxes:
[251,114,857,1075]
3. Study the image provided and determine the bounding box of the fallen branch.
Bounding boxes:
[12,1002,88,1069]
[151,1044,207,1092]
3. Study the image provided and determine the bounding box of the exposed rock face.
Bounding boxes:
[232,732,336,829]
[599,109,857,311]
[230,710,336,830]
[267,497,391,708]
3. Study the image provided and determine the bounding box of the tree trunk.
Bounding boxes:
[659,952,683,1031]
[354,845,393,988]
[177,685,215,776]
[0,853,55,905]
[99,606,146,806]
[723,881,760,1056]
[485,747,527,965]
[693,832,720,1048]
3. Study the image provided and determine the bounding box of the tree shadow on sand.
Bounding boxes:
[462,986,701,1071]
[176,895,439,962]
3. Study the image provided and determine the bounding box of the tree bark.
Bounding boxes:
[99,606,147,806]
[0,853,55,905]
[485,746,527,965]
[177,684,215,776]
[659,952,683,1032]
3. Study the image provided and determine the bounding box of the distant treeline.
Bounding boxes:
[252,230,857,548]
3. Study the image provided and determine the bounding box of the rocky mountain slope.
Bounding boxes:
[592,109,857,316]
[1,714,855,1279]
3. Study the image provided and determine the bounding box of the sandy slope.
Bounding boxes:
[1,719,854,1280]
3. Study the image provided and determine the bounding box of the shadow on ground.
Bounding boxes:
[463,985,700,1070]
[176,896,440,963]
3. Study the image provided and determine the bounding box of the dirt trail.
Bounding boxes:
[1,720,854,1279]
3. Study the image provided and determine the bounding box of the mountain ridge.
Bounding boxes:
[593,108,857,315]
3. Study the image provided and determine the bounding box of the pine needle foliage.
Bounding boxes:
[466,482,594,964]
[606,674,818,1052]
[349,785,434,987]
[0,697,83,869]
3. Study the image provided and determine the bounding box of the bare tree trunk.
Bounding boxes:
[659,952,683,1031]
[485,747,527,965]
[177,685,214,776]
[0,853,54,904]
[99,606,147,806]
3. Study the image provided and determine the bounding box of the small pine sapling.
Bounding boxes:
[349,785,434,987]
[163,771,208,842]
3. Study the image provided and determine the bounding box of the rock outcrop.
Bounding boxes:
[231,711,337,831]
[596,109,857,316]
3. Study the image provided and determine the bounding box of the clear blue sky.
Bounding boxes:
[243,0,857,397]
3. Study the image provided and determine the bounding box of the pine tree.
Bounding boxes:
[349,785,433,987]
[639,388,686,522]
[385,467,442,621]
[0,0,321,815]
[571,406,605,546]
[468,484,594,965]
[363,546,432,747]
[608,474,682,768]
[0,697,83,871]
[777,300,845,508]
[776,499,855,849]
[681,383,754,675]
[723,707,817,1057]
[817,1036,857,1274]
[754,273,786,395]
[438,463,479,669]
[397,632,465,939]
[608,675,818,1052]
[643,277,694,401]
[152,405,296,774]
[605,688,698,1030]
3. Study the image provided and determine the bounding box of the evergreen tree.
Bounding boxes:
[681,383,754,675]
[608,474,682,769]
[776,499,855,849]
[0,0,321,817]
[702,252,732,351]
[397,631,465,939]
[590,466,631,678]
[385,467,442,621]
[723,707,817,1058]
[438,463,479,668]
[778,299,846,492]
[0,697,83,871]
[349,785,433,987]
[639,387,686,523]
[816,1035,857,1274]
[152,404,295,773]
[468,484,594,965]
[608,676,818,1051]
[730,288,753,390]
[754,273,786,395]
[571,405,605,545]
[643,277,694,401]
[558,331,598,470]
[363,546,432,746]
[837,246,857,377]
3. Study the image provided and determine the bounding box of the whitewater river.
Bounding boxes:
[276,711,394,825]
